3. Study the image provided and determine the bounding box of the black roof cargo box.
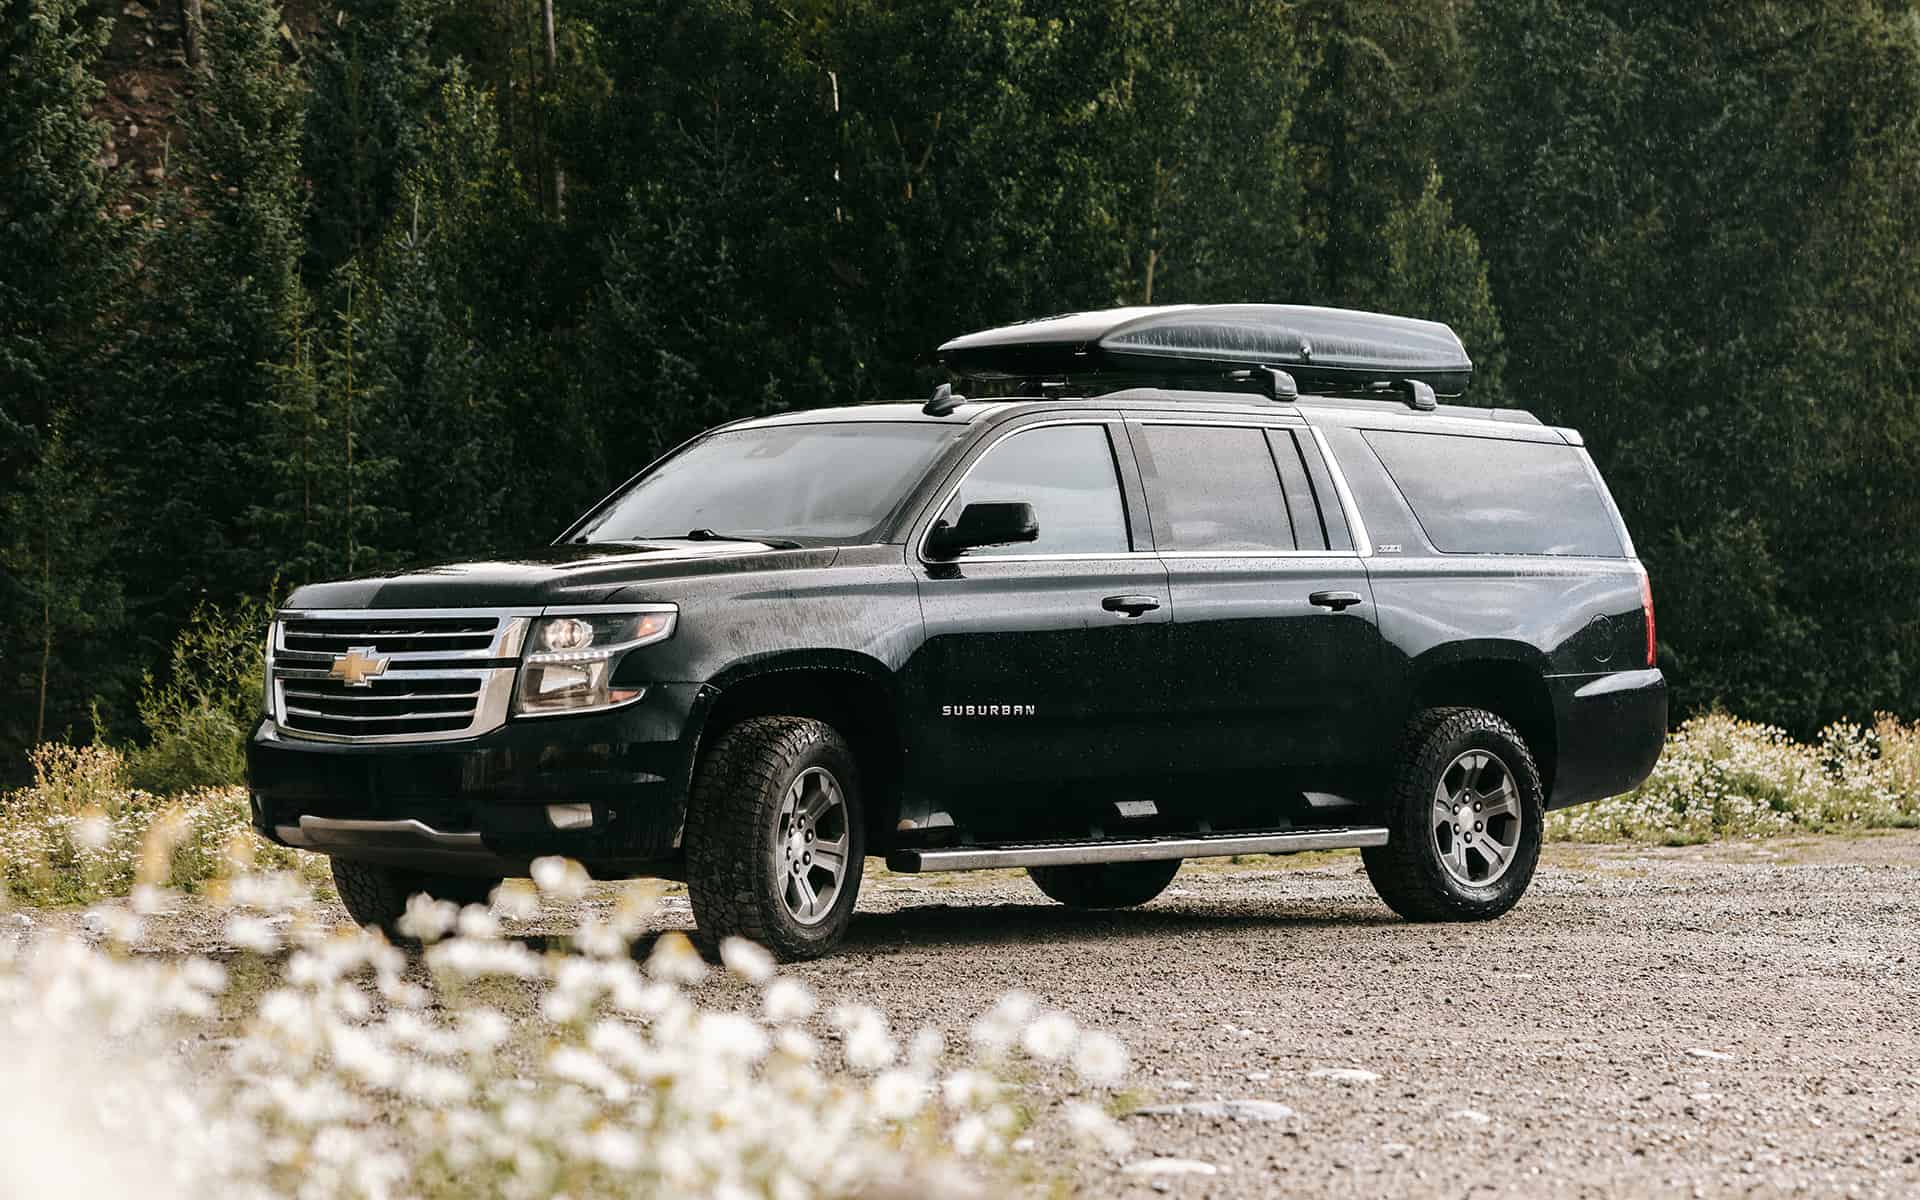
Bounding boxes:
[937,304,1474,398]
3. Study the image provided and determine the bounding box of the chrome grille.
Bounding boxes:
[281,615,500,657]
[269,608,531,744]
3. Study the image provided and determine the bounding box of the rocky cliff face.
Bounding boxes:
[90,0,321,206]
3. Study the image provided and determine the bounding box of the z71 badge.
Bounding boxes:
[942,704,1037,717]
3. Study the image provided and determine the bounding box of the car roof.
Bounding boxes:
[726,393,1562,440]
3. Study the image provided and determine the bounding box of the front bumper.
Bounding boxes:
[1546,668,1668,810]
[246,683,706,874]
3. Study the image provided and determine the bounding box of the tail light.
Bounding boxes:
[1638,567,1656,668]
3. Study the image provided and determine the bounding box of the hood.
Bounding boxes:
[283,540,840,611]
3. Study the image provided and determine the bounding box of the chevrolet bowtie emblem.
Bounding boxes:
[328,646,389,687]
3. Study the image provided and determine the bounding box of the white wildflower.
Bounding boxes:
[1066,1100,1133,1154]
[646,931,708,984]
[869,1069,927,1121]
[224,914,283,954]
[73,812,112,851]
[763,977,816,1023]
[397,893,458,943]
[909,1026,946,1073]
[941,1069,999,1110]
[969,990,1037,1053]
[697,1011,771,1062]
[1071,1030,1128,1085]
[530,855,589,901]
[1020,1011,1078,1060]
[492,880,541,920]
[720,936,775,983]
[455,904,500,940]
[951,1115,994,1157]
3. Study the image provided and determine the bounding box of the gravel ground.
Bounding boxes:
[776,834,1920,1198]
[19,832,1920,1198]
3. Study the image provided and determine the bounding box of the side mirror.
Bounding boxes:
[927,501,1040,559]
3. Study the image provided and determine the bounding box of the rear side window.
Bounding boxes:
[941,423,1130,556]
[1363,429,1624,557]
[1138,425,1295,551]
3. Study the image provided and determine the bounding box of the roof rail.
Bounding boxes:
[938,304,1475,405]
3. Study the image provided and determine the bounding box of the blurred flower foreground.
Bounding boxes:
[0,857,1133,1200]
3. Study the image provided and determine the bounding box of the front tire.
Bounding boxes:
[684,716,865,961]
[1362,707,1544,921]
[329,858,499,935]
[1028,859,1181,908]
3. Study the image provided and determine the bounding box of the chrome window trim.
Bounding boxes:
[1129,415,1307,429]
[1308,423,1374,557]
[914,417,1136,566]
[1159,549,1363,561]
[921,551,1163,564]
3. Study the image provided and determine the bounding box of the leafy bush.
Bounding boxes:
[127,596,273,794]
[0,864,1135,1199]
[0,742,317,905]
[1548,712,1920,844]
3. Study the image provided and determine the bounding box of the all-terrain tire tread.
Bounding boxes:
[1361,706,1544,922]
[682,715,861,960]
[330,857,412,933]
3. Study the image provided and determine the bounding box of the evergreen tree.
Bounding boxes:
[0,427,124,749]
[0,0,131,757]
[111,0,306,635]
[1366,164,1505,398]
[1451,0,1920,729]
[1291,0,1469,304]
[301,0,445,279]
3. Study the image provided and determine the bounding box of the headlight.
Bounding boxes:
[513,608,677,717]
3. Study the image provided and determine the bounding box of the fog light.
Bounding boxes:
[546,803,594,830]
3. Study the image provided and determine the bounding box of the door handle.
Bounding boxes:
[1102,594,1162,617]
[1308,590,1363,612]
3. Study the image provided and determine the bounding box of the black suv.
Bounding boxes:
[247,305,1666,959]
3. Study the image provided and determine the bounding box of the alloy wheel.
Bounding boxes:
[776,766,851,925]
[1429,749,1524,887]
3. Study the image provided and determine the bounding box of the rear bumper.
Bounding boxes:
[1546,668,1668,810]
[245,682,706,874]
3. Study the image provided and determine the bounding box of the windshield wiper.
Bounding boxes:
[682,529,803,549]
[574,530,803,549]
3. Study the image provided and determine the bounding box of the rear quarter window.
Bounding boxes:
[1362,429,1625,557]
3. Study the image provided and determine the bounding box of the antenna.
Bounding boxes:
[923,383,967,416]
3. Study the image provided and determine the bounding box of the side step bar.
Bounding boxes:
[886,826,1388,873]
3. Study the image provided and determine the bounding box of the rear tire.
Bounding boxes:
[683,716,865,961]
[329,858,499,936]
[1028,859,1181,909]
[1362,706,1544,921]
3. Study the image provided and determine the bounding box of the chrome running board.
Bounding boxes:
[886,826,1389,873]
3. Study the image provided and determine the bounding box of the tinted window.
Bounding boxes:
[578,422,959,544]
[941,424,1129,556]
[1363,429,1625,557]
[1140,425,1295,551]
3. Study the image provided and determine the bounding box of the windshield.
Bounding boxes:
[573,421,962,545]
